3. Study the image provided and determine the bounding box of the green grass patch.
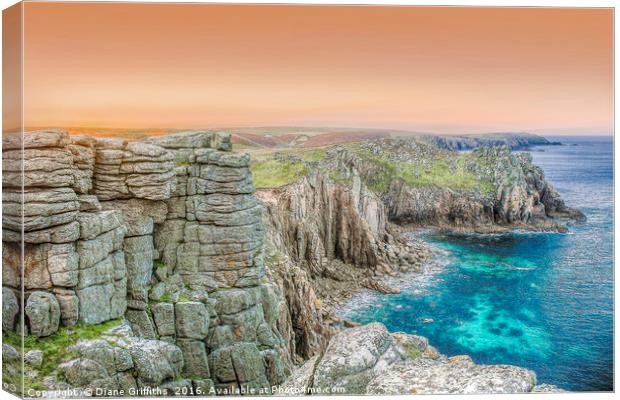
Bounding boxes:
[328,169,353,187]
[2,319,122,391]
[158,293,173,303]
[251,159,308,189]
[352,146,490,194]
[301,148,328,162]
[177,294,191,302]
[402,159,479,191]
[402,342,422,360]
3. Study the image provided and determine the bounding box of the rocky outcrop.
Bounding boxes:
[259,167,430,281]
[92,139,176,201]
[257,166,431,362]
[260,170,384,275]
[51,322,186,394]
[282,322,541,395]
[328,140,584,231]
[2,129,290,394]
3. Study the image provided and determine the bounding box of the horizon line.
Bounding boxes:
[10,124,614,137]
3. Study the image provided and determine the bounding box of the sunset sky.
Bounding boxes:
[20,3,613,134]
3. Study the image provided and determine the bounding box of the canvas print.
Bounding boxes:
[1,2,614,398]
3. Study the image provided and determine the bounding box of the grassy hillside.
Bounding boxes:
[248,139,497,196]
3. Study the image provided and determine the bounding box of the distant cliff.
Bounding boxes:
[420,132,561,151]
[323,138,584,232]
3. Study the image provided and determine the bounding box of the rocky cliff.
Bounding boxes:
[2,129,290,396]
[256,164,433,361]
[2,130,575,396]
[323,139,585,232]
[420,132,562,151]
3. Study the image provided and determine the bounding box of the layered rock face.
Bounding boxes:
[2,130,128,335]
[261,170,385,276]
[2,130,289,394]
[260,168,429,281]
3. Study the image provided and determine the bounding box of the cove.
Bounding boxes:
[341,137,613,391]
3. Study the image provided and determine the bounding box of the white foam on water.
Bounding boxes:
[337,242,456,318]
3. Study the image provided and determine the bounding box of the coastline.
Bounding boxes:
[330,212,585,327]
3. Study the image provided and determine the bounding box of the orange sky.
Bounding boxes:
[21,3,613,134]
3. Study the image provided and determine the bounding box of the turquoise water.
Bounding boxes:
[342,137,613,391]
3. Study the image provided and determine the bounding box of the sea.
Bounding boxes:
[340,136,614,391]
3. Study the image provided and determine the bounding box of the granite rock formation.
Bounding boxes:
[2,129,289,394]
[257,166,432,361]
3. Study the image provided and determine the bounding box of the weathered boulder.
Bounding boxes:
[2,287,19,331]
[124,338,184,386]
[69,339,133,376]
[54,288,79,327]
[3,188,80,232]
[77,283,115,324]
[177,339,211,378]
[3,148,75,188]
[20,220,81,244]
[312,322,403,393]
[284,323,546,395]
[25,291,61,337]
[2,344,20,362]
[2,129,70,150]
[77,195,101,212]
[279,355,319,395]
[77,227,124,270]
[74,210,127,325]
[77,210,123,241]
[125,309,157,340]
[154,131,212,149]
[2,242,21,288]
[24,350,44,367]
[124,235,153,301]
[60,358,112,388]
